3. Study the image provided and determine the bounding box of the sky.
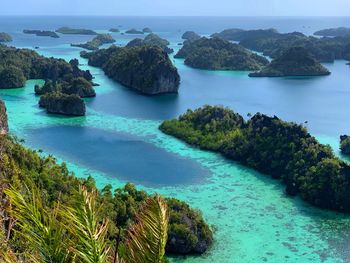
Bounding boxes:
[1,0,350,16]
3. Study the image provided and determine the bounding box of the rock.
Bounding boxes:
[249,47,331,77]
[175,37,269,70]
[39,92,85,116]
[340,135,350,155]
[0,100,8,134]
[83,45,180,95]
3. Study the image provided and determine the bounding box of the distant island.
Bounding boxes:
[126,33,174,53]
[182,31,201,42]
[39,92,86,116]
[109,28,120,33]
[56,27,97,35]
[81,45,180,95]
[142,27,152,33]
[175,37,269,70]
[125,28,144,34]
[0,32,12,42]
[314,27,350,37]
[211,28,350,62]
[249,47,330,77]
[23,30,59,38]
[340,135,350,155]
[71,34,115,50]
[160,105,350,213]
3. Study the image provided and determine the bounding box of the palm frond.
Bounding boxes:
[62,186,111,263]
[124,195,169,263]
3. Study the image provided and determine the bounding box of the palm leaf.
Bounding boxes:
[124,195,169,263]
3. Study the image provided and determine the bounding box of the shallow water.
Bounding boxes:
[1,16,350,262]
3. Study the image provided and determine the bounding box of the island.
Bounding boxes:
[0,65,26,88]
[340,135,350,155]
[249,47,331,77]
[211,28,350,62]
[175,37,269,70]
[142,27,152,33]
[0,99,8,134]
[109,28,120,33]
[160,105,350,212]
[182,31,201,42]
[126,33,174,53]
[0,109,213,256]
[56,27,97,35]
[0,32,12,42]
[81,45,180,95]
[71,34,115,50]
[125,28,144,34]
[23,29,59,38]
[314,27,350,37]
[39,92,86,116]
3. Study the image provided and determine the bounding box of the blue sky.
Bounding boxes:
[1,0,350,16]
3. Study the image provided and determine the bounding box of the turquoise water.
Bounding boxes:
[2,17,350,262]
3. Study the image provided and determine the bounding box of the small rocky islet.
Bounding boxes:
[175,37,269,70]
[249,47,331,77]
[71,34,116,50]
[81,45,180,95]
[126,33,174,53]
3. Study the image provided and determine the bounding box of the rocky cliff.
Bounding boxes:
[0,100,8,134]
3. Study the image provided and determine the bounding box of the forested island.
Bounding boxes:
[56,27,97,35]
[175,37,269,70]
[249,47,330,77]
[39,92,86,116]
[23,29,60,38]
[143,27,152,33]
[314,27,350,37]
[340,135,350,155]
[211,28,350,62]
[0,32,12,42]
[160,105,350,212]
[125,28,144,34]
[0,46,94,116]
[71,34,115,50]
[182,31,201,42]
[81,45,180,95]
[126,33,174,53]
[0,103,213,260]
[109,28,120,33]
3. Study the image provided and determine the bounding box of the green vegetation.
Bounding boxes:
[340,135,350,155]
[211,28,350,62]
[0,132,213,258]
[71,34,116,50]
[125,29,144,34]
[0,32,12,42]
[23,30,59,38]
[126,33,174,53]
[0,100,8,134]
[39,92,86,116]
[56,27,97,35]
[81,45,180,95]
[182,31,201,42]
[0,65,26,88]
[249,47,330,77]
[160,105,350,212]
[314,27,350,37]
[175,37,269,70]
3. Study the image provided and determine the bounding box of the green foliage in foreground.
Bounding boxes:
[160,105,350,212]
[0,135,213,258]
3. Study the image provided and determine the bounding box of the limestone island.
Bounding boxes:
[175,37,269,70]
[126,33,174,53]
[340,135,350,155]
[71,34,116,50]
[39,92,85,116]
[56,27,97,35]
[109,28,120,33]
[182,31,201,42]
[0,32,12,42]
[125,28,144,34]
[211,28,350,62]
[142,27,152,33]
[23,30,59,38]
[249,47,330,77]
[314,27,350,37]
[160,105,350,213]
[81,45,180,95]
